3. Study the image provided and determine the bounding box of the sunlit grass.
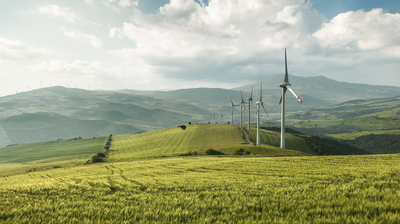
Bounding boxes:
[2,154,400,223]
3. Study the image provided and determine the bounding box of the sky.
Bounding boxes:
[1,0,400,96]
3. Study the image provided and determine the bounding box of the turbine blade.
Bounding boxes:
[261,104,269,116]
[259,80,262,102]
[241,90,244,102]
[287,86,302,103]
[284,48,289,83]
[250,86,253,98]
[278,88,287,105]
[229,97,234,106]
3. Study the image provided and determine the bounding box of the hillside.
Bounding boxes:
[237,75,400,104]
[2,75,400,147]
[0,87,220,147]
[107,124,316,161]
[286,96,400,154]
[0,137,106,176]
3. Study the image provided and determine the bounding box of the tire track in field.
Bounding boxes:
[240,127,252,144]
[116,167,147,190]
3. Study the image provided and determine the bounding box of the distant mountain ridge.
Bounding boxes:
[1,75,400,148]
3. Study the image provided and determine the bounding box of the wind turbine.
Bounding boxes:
[229,97,239,125]
[26,83,30,92]
[247,86,253,130]
[255,80,268,146]
[279,48,302,150]
[220,112,224,124]
[40,80,44,88]
[214,112,216,124]
[240,90,245,127]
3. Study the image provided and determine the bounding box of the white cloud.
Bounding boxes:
[31,59,105,74]
[314,8,400,53]
[37,5,78,23]
[103,0,138,12]
[0,37,49,60]
[63,29,102,48]
[109,0,326,82]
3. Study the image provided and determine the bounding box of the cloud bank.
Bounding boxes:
[0,37,49,60]
[105,0,400,87]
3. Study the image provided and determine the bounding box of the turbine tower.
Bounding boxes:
[247,86,253,130]
[229,97,239,125]
[220,112,224,124]
[255,80,268,146]
[279,48,303,150]
[240,90,245,127]
[214,112,216,124]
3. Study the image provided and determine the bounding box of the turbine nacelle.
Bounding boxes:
[279,82,291,88]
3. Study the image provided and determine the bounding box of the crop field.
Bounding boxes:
[2,154,400,223]
[0,137,106,176]
[108,124,311,161]
[327,129,400,140]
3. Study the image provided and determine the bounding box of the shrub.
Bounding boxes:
[234,148,251,155]
[205,149,224,155]
[97,153,106,158]
[91,155,104,163]
[180,151,198,156]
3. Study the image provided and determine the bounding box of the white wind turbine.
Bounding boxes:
[255,80,268,146]
[214,112,216,124]
[247,86,253,130]
[229,97,239,125]
[279,48,303,150]
[220,112,224,124]
[239,90,245,127]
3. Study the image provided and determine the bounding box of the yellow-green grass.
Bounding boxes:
[246,126,318,156]
[0,137,107,176]
[327,130,400,140]
[108,124,311,161]
[2,154,400,223]
[291,115,400,131]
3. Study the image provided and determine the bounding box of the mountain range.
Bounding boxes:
[0,74,399,147]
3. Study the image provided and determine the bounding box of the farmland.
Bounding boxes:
[2,154,400,223]
[0,123,398,223]
[0,137,106,176]
[107,124,315,162]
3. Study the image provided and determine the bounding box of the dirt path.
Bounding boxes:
[240,127,252,145]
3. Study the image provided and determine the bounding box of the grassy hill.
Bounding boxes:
[286,96,400,154]
[107,124,315,162]
[0,87,221,147]
[0,137,106,176]
[0,124,393,223]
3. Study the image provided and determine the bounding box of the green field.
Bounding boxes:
[327,130,400,140]
[0,137,106,176]
[107,124,314,162]
[1,124,399,222]
[2,154,400,223]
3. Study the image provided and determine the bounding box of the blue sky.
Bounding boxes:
[1,0,400,96]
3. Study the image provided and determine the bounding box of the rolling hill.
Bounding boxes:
[286,96,400,154]
[1,75,400,147]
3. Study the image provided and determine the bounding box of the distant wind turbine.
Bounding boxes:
[256,80,268,146]
[240,90,245,127]
[247,86,253,130]
[279,49,303,150]
[220,112,224,124]
[229,97,239,125]
[26,83,30,92]
[214,112,216,124]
